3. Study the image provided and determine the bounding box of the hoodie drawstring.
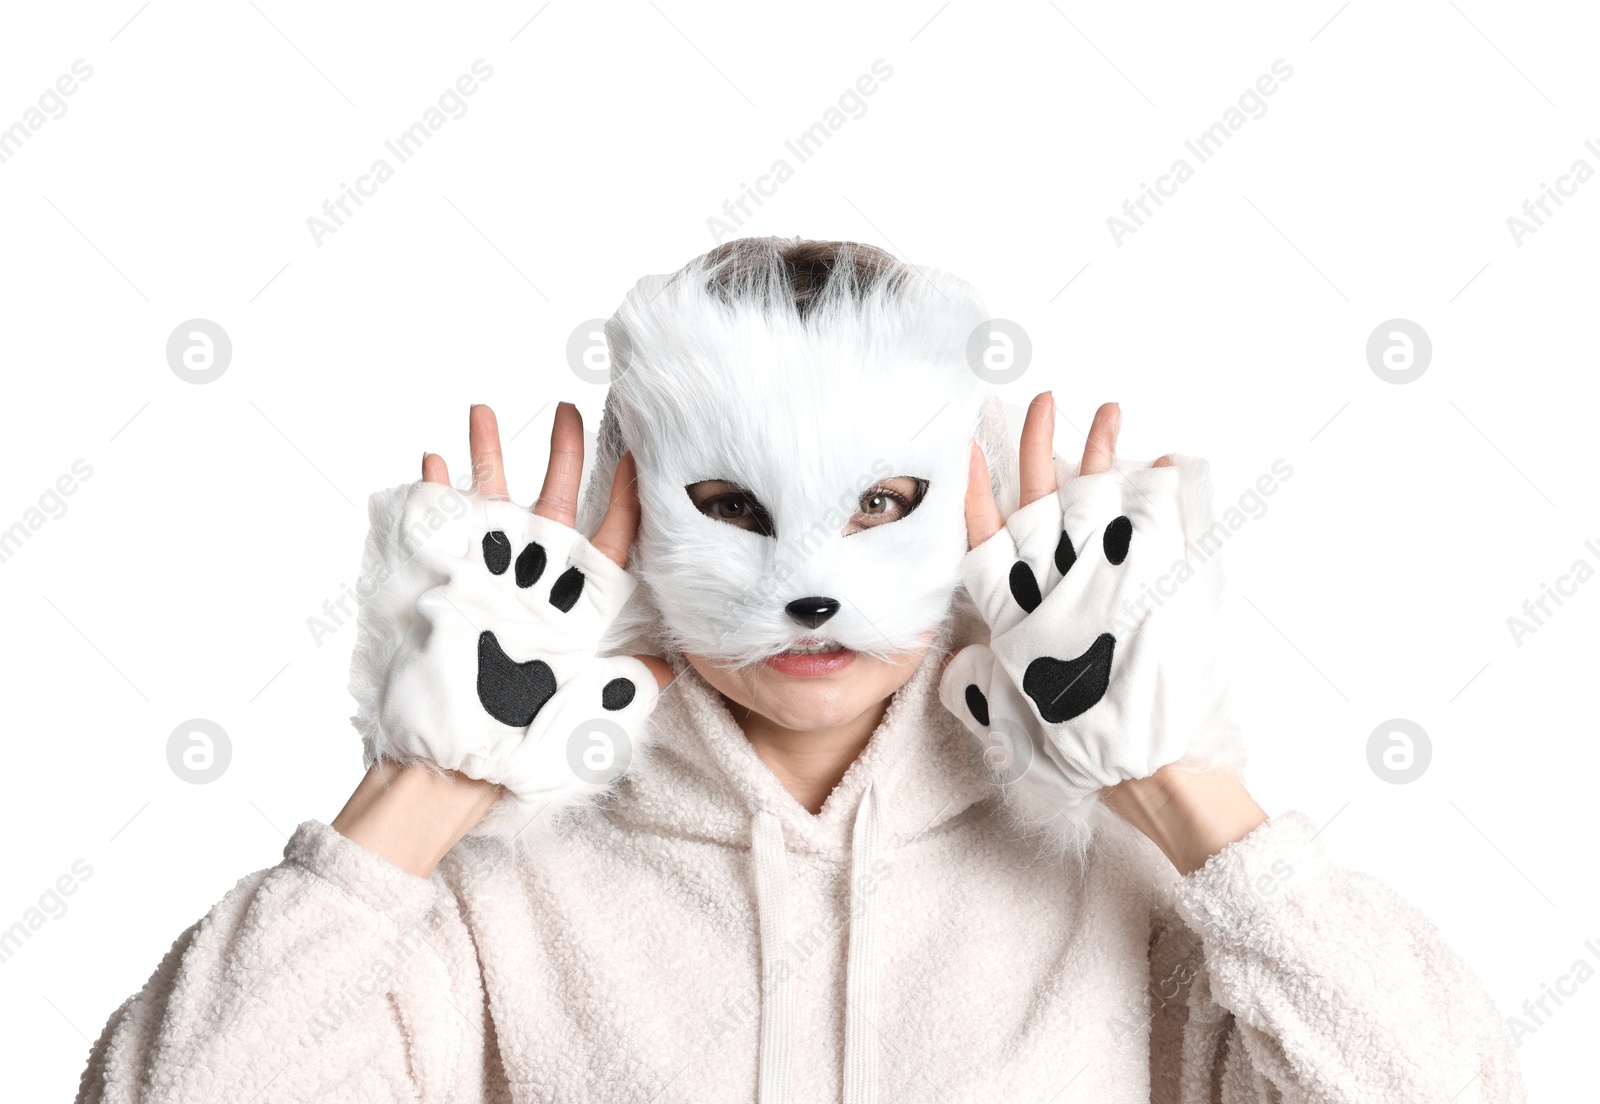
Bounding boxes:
[752,809,794,1104]
[750,782,886,1104]
[842,782,884,1104]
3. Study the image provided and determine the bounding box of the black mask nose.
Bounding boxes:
[785,596,840,629]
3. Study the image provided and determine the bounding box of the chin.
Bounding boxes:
[685,644,930,733]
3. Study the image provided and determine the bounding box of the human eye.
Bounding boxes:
[846,476,927,534]
[685,480,776,537]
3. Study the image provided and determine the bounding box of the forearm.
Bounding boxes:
[1101,765,1267,876]
[331,759,503,878]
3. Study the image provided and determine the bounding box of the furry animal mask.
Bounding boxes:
[576,239,1019,668]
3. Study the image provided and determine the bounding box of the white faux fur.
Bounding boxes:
[574,241,1001,670]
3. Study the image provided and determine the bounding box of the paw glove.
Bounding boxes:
[347,480,662,839]
[939,455,1245,830]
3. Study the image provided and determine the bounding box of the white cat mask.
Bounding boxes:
[576,242,1019,668]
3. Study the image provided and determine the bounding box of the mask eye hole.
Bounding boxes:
[685,481,776,537]
[844,476,927,535]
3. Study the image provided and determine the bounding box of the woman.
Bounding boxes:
[76,238,1525,1102]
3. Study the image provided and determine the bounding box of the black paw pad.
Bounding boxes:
[477,630,557,727]
[549,566,585,612]
[1009,561,1042,613]
[1022,632,1115,724]
[601,677,636,711]
[964,684,990,727]
[1102,516,1132,565]
[1054,530,1076,575]
[515,542,548,588]
[483,532,512,574]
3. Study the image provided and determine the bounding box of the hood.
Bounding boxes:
[596,641,998,1104]
[602,642,996,854]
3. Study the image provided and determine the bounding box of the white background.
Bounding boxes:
[2,1,1594,1098]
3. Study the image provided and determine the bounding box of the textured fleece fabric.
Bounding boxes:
[76,647,1526,1103]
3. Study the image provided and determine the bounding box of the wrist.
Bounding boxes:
[1101,764,1267,876]
[332,759,503,877]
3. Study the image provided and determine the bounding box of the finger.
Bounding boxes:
[534,401,584,527]
[1079,402,1121,477]
[590,450,641,568]
[1152,454,1174,468]
[422,451,449,485]
[469,404,509,498]
[1018,391,1058,507]
[965,440,1004,550]
[634,654,674,690]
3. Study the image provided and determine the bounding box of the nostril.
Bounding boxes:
[785,596,840,628]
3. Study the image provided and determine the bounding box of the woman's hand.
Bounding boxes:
[959,392,1150,548]
[333,403,672,877]
[946,392,1264,875]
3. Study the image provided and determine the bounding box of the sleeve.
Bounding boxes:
[74,819,497,1104]
[1145,810,1527,1104]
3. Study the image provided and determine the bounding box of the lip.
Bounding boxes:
[762,642,857,677]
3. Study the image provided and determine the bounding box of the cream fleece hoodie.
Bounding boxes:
[76,647,1526,1103]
